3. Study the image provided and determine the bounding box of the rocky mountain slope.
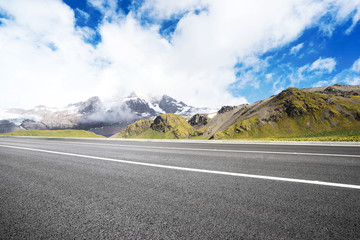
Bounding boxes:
[210,85,360,139]
[0,93,213,137]
[115,84,360,140]
[0,120,22,134]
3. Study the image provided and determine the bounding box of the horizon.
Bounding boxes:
[1,0,360,109]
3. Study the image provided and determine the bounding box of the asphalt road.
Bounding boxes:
[0,136,359,239]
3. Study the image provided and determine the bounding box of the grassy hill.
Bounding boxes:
[116,113,195,139]
[210,86,360,141]
[2,129,105,138]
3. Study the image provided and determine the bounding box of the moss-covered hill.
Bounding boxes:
[2,129,105,138]
[116,113,195,139]
[211,86,360,140]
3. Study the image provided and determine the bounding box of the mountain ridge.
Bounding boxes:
[114,84,360,141]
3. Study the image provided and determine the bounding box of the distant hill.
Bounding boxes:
[115,113,194,139]
[114,84,360,141]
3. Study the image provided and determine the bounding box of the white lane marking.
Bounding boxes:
[1,144,360,190]
[2,139,360,158]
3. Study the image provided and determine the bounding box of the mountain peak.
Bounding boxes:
[79,96,102,115]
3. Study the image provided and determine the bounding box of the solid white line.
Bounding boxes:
[1,144,359,190]
[3,138,360,158]
[71,141,360,158]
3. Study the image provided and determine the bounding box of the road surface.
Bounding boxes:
[1,136,359,239]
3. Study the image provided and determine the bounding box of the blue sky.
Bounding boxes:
[0,0,360,109]
[231,21,360,102]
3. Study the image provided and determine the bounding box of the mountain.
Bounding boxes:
[0,120,22,134]
[210,84,360,140]
[0,93,214,137]
[0,105,81,132]
[114,84,360,141]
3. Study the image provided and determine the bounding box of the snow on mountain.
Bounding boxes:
[122,93,214,117]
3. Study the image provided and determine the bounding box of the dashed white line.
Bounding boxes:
[1,144,359,190]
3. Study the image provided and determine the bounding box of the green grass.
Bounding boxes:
[117,113,195,139]
[127,128,178,139]
[2,130,105,138]
[220,130,360,142]
[211,110,360,141]
[150,113,195,139]
[117,119,153,138]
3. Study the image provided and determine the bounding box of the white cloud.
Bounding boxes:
[88,0,121,19]
[289,57,337,86]
[266,73,273,81]
[0,0,359,109]
[0,0,102,109]
[140,0,207,19]
[352,57,360,72]
[315,57,360,87]
[312,78,337,87]
[333,0,360,34]
[310,57,337,73]
[290,43,304,55]
[345,77,360,85]
[76,8,90,22]
[272,79,285,94]
[289,64,310,86]
[312,80,330,87]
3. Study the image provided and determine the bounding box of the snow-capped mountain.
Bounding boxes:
[121,93,214,118]
[0,93,215,136]
[123,93,214,117]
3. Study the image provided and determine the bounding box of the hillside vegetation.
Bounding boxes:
[114,85,360,141]
[2,130,105,138]
[212,87,360,140]
[116,113,195,139]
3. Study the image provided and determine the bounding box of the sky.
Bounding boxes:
[0,0,360,109]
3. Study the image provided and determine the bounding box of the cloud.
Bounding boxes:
[341,57,360,85]
[140,0,207,19]
[75,8,90,22]
[88,0,121,20]
[310,57,337,73]
[289,64,310,86]
[312,57,360,87]
[345,77,360,85]
[311,79,337,87]
[288,57,336,86]
[290,43,304,55]
[352,57,360,72]
[0,0,360,110]
[0,0,103,109]
[333,0,360,34]
[272,79,285,94]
